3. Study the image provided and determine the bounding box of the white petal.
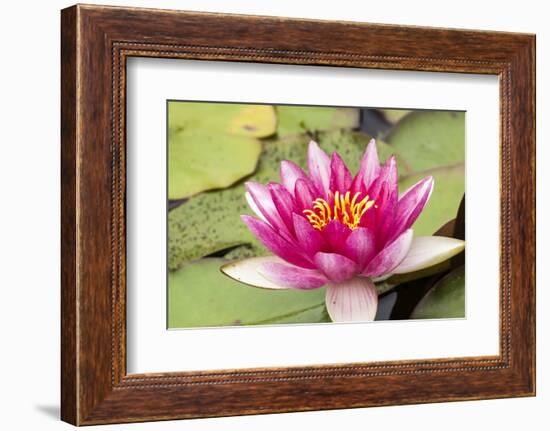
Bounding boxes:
[392,236,465,274]
[220,256,290,289]
[325,277,378,322]
[245,191,268,223]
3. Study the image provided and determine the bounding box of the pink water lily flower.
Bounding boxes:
[222,139,465,322]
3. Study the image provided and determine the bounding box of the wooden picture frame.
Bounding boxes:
[61,4,536,425]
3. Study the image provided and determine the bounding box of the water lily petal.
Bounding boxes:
[314,252,358,283]
[280,160,308,194]
[329,152,352,193]
[269,182,298,234]
[392,236,465,274]
[321,220,351,254]
[294,178,317,212]
[241,215,314,268]
[351,138,380,194]
[368,156,398,202]
[307,140,331,196]
[259,261,328,290]
[359,180,397,249]
[376,180,399,245]
[245,191,268,223]
[362,158,398,246]
[221,256,291,289]
[245,182,289,234]
[293,213,327,257]
[326,277,378,322]
[342,227,376,269]
[363,229,413,277]
[389,176,434,241]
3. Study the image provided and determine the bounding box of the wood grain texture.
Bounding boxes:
[60,6,78,425]
[60,4,536,425]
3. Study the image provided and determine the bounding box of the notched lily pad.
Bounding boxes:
[168,258,327,328]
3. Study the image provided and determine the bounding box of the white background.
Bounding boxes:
[127,60,500,373]
[0,0,547,430]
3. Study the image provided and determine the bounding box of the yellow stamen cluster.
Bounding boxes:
[303,191,375,231]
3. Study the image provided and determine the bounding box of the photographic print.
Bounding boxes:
[167,101,466,328]
[60,7,536,423]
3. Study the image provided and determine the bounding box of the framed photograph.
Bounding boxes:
[61,4,536,425]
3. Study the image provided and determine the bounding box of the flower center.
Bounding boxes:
[303,191,376,231]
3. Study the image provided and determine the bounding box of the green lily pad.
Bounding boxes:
[168,258,327,328]
[168,102,277,199]
[169,129,262,199]
[276,105,360,136]
[385,111,465,172]
[168,101,276,138]
[398,164,465,237]
[256,303,331,325]
[168,130,401,270]
[410,266,465,319]
[228,105,278,137]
